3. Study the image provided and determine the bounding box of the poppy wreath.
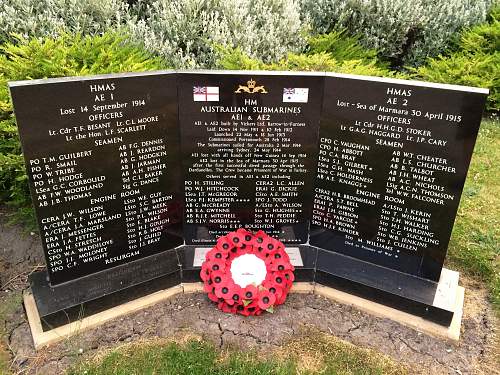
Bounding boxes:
[200,228,295,316]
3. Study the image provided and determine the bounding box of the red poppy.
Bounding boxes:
[210,270,227,286]
[216,236,234,252]
[227,292,242,306]
[257,290,276,310]
[269,237,283,250]
[214,280,234,300]
[200,268,210,282]
[259,237,276,254]
[283,270,295,287]
[237,228,254,245]
[220,301,237,314]
[264,256,275,269]
[262,279,275,290]
[203,260,214,272]
[203,259,226,274]
[252,230,267,246]
[206,249,228,262]
[270,259,293,272]
[274,287,286,304]
[227,231,245,247]
[241,284,258,301]
[222,282,240,303]
[263,272,275,285]
[227,245,246,261]
[251,237,265,250]
[254,250,267,261]
[210,259,227,272]
[271,272,286,287]
[265,282,282,295]
[238,306,252,316]
[278,291,288,305]
[268,285,286,304]
[268,249,286,262]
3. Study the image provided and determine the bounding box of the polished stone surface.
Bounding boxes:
[178,73,323,245]
[10,73,183,285]
[310,75,486,281]
[9,71,488,327]
[30,248,180,319]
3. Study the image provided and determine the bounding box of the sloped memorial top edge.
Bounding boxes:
[8,69,490,95]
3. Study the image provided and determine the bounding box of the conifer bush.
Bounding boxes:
[300,0,492,67]
[307,30,386,68]
[413,7,499,111]
[126,0,307,68]
[0,32,165,224]
[0,0,126,44]
[217,47,393,77]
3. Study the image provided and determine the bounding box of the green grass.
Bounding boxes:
[69,339,294,375]
[0,291,22,375]
[68,333,408,375]
[0,349,9,375]
[447,117,500,309]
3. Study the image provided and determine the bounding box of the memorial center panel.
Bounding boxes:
[310,75,486,281]
[178,73,323,245]
[10,73,184,285]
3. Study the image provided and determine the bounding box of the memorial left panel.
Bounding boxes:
[10,73,184,285]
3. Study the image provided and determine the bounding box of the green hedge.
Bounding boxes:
[1,0,495,71]
[0,32,165,224]
[301,0,492,67]
[413,8,499,111]
[307,29,386,67]
[217,47,394,77]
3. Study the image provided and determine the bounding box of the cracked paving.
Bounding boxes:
[1,292,495,375]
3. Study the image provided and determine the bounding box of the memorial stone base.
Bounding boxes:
[24,247,464,349]
[11,70,484,352]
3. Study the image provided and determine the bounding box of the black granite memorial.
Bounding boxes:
[310,75,487,324]
[9,71,488,331]
[9,72,185,327]
[311,75,486,281]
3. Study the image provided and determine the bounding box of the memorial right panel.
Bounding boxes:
[310,75,488,281]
